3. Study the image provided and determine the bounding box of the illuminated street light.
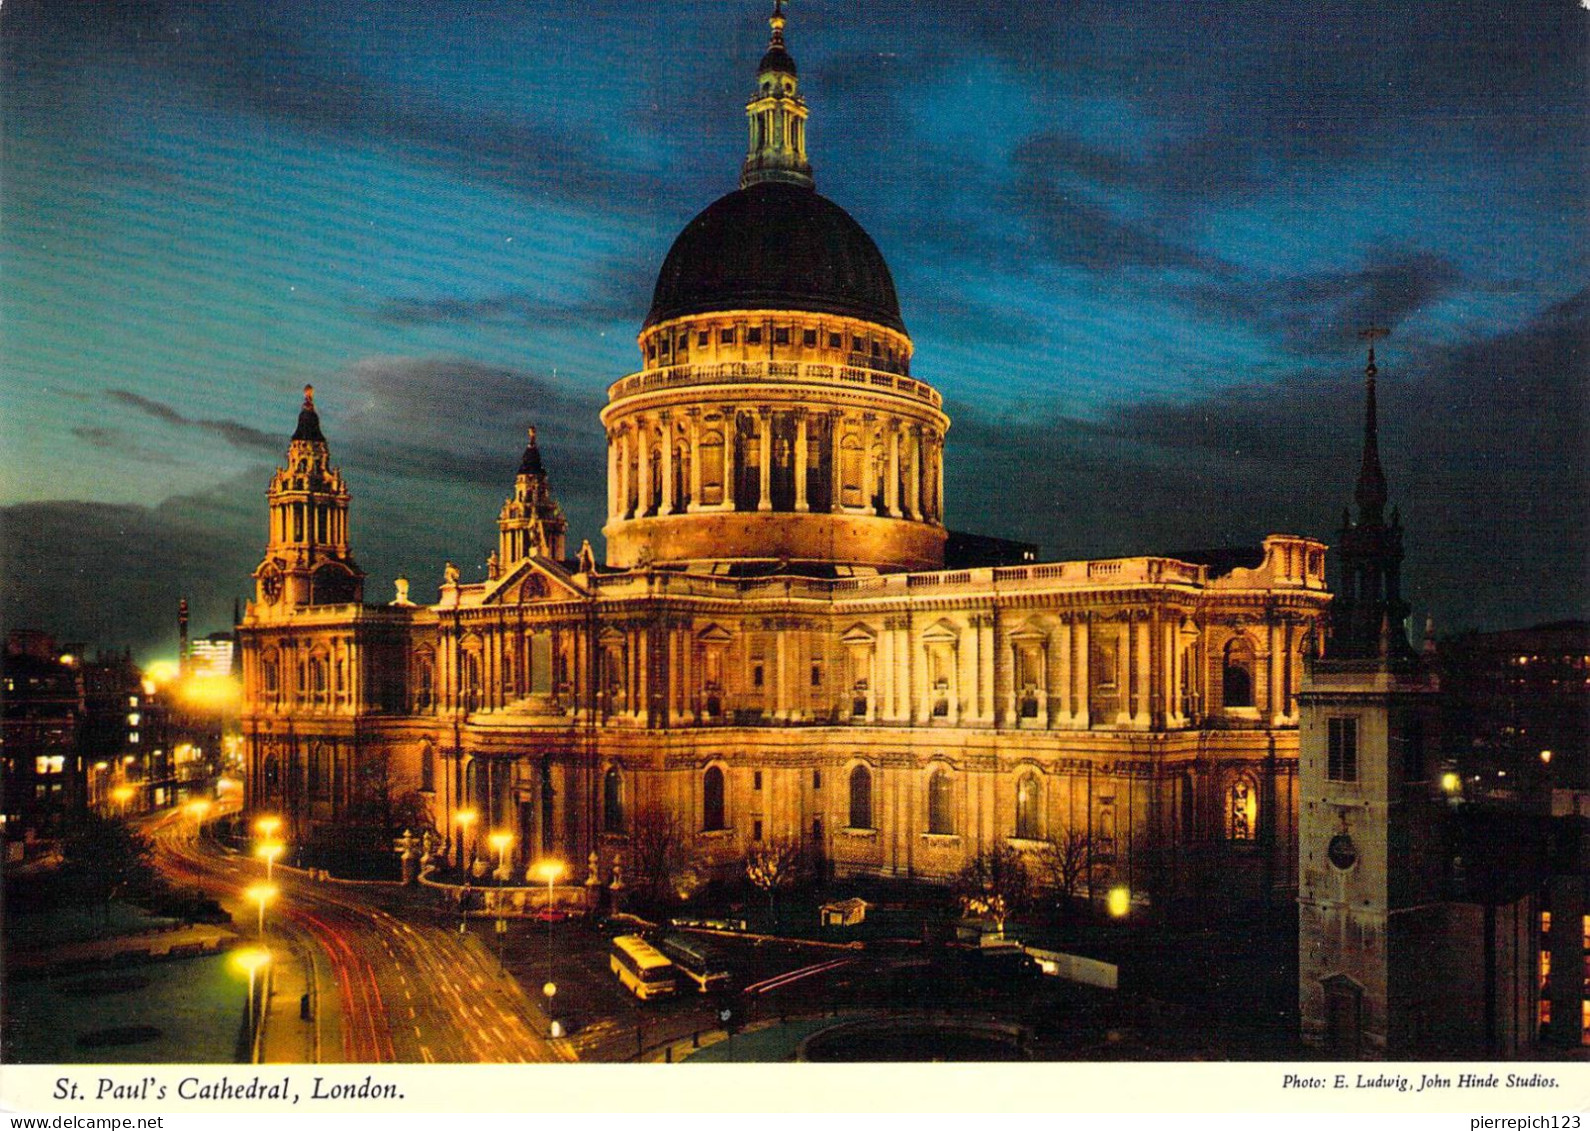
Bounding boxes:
[1540,749,1553,765]
[488,830,513,881]
[454,808,478,872]
[231,947,272,1036]
[254,815,282,839]
[244,883,277,937]
[255,840,285,882]
[1441,771,1462,794]
[186,799,212,842]
[110,786,135,815]
[1107,886,1131,918]
[534,860,564,1035]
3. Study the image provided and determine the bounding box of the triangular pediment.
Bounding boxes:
[921,618,961,644]
[482,557,587,605]
[840,622,877,645]
[697,623,733,644]
[1008,619,1050,642]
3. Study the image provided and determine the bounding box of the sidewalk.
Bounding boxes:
[257,937,329,1064]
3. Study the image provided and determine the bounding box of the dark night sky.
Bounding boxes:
[2,0,1585,661]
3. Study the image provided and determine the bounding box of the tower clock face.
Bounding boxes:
[260,567,283,604]
[1327,833,1358,871]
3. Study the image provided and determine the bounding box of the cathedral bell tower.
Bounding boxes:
[1298,335,1442,1058]
[497,426,568,569]
[254,385,363,611]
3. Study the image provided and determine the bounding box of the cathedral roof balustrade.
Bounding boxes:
[607,359,942,408]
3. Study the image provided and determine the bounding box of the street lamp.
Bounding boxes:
[255,839,284,882]
[186,798,211,842]
[244,883,277,937]
[454,808,478,873]
[231,946,272,1040]
[254,815,282,839]
[533,860,564,1035]
[110,786,135,816]
[488,831,513,884]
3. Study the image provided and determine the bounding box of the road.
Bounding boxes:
[147,810,570,1063]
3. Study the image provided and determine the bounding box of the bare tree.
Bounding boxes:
[1034,827,1092,924]
[628,803,687,903]
[954,841,1030,933]
[745,838,803,924]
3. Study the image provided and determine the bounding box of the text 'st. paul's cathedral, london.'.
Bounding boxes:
[240,4,1332,906]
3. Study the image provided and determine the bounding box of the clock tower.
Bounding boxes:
[253,385,364,612]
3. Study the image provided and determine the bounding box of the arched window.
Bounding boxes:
[1223,638,1256,709]
[1015,774,1042,840]
[927,769,953,835]
[702,765,726,832]
[1227,777,1257,841]
[603,766,625,834]
[848,765,873,829]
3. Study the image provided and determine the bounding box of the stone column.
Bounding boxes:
[722,407,739,512]
[1074,615,1091,728]
[973,614,985,722]
[687,411,703,513]
[757,408,773,511]
[1134,614,1151,728]
[878,625,895,722]
[895,618,911,725]
[1056,618,1074,725]
[1046,625,1065,728]
[660,413,675,515]
[1266,618,1282,726]
[607,431,619,519]
[911,621,929,724]
[829,411,846,511]
[993,610,1013,728]
[959,621,977,722]
[794,412,810,512]
[886,422,902,517]
[636,418,651,518]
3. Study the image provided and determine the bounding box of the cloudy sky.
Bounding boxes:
[3,0,1585,660]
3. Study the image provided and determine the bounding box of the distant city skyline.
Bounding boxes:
[3,0,1585,659]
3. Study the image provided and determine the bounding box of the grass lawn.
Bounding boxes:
[3,954,243,1064]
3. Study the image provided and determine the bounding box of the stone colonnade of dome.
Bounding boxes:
[601,307,949,571]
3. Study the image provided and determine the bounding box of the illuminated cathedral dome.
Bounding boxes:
[645,182,906,334]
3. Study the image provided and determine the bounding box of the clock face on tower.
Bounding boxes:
[260,565,283,605]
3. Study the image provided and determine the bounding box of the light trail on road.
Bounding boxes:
[146,808,568,1063]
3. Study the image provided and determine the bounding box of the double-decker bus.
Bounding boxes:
[609,935,678,1000]
[659,933,732,993]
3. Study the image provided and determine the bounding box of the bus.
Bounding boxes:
[609,935,678,1000]
[659,933,732,993]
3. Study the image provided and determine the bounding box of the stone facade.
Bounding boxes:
[238,5,1331,906]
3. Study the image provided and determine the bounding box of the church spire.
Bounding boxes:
[1330,329,1413,663]
[740,1,814,189]
[1354,328,1389,525]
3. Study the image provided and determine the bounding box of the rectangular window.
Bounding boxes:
[803,329,817,347]
[1327,717,1358,782]
[747,327,763,345]
[852,335,864,352]
[699,330,710,347]
[811,662,822,687]
[660,338,671,355]
[721,328,736,344]
[829,332,842,348]
[752,664,764,688]
[677,334,689,351]
[813,770,822,790]
[646,343,656,360]
[774,327,790,345]
[754,770,763,791]
[753,818,763,842]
